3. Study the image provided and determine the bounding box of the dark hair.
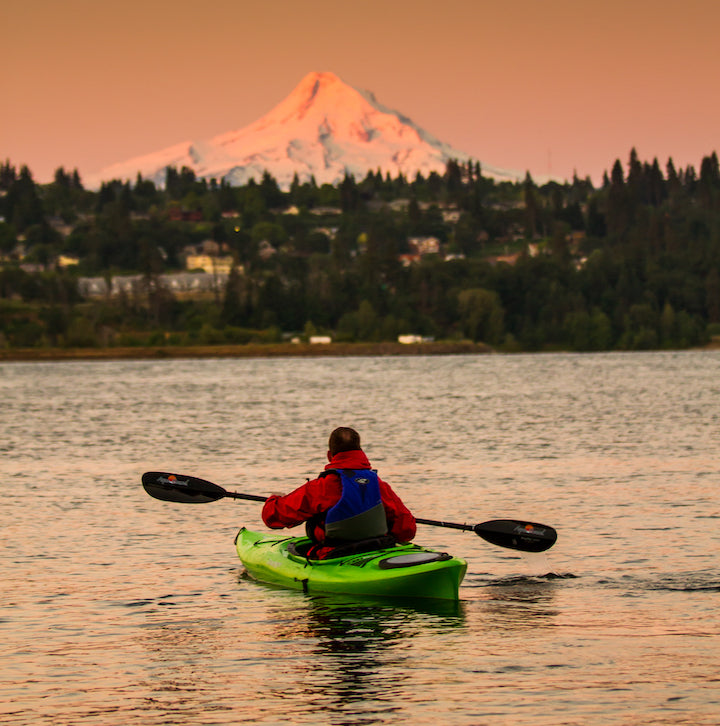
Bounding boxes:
[328,427,361,456]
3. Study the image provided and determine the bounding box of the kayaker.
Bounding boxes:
[261,427,417,558]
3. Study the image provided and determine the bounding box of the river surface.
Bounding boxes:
[1,351,718,725]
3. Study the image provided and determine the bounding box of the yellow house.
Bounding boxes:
[185,254,235,275]
[57,255,80,268]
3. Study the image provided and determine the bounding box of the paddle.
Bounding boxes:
[141,471,557,553]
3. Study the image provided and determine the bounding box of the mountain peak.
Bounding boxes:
[86,72,519,189]
[297,70,344,94]
[267,70,361,124]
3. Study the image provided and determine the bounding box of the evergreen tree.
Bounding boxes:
[647,158,666,206]
[626,147,644,204]
[5,166,45,231]
[445,160,463,204]
[259,170,284,209]
[340,172,359,213]
[523,172,538,238]
[0,160,17,190]
[607,159,629,239]
[699,153,720,210]
[706,267,720,323]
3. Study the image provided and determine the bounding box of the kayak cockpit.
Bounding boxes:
[286,534,399,560]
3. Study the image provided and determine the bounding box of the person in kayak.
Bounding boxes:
[261,427,416,558]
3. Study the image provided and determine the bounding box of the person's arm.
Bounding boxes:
[379,481,417,542]
[262,476,339,529]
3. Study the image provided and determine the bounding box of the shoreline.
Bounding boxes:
[0,341,494,362]
[1,337,717,362]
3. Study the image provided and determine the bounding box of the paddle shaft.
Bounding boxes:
[141,471,557,552]
[215,500,550,550]
[217,499,541,544]
[155,487,481,532]
[224,491,267,503]
[415,517,473,532]
[152,482,478,530]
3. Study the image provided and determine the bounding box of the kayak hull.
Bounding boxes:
[235,528,467,601]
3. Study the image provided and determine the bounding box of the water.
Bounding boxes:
[1,351,718,725]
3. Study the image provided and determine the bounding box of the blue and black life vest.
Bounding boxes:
[323,469,388,542]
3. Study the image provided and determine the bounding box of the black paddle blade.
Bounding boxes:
[474,519,557,553]
[142,471,228,503]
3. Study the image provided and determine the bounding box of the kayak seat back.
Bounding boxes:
[287,534,398,560]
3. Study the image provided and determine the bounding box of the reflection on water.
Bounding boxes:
[125,586,467,725]
[275,594,465,723]
[2,351,720,725]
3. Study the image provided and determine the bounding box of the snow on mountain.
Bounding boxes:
[86,71,519,190]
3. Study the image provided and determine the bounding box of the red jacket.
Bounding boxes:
[262,450,416,543]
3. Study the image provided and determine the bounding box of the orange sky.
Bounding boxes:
[2,0,718,185]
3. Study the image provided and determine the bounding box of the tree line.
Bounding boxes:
[0,149,718,351]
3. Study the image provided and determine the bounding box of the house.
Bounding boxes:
[47,217,74,237]
[57,255,80,268]
[185,254,235,275]
[312,226,339,239]
[442,210,461,223]
[258,240,277,260]
[78,277,110,297]
[398,236,443,266]
[487,253,521,266]
[566,230,586,249]
[168,207,203,222]
[111,275,144,295]
[398,253,421,267]
[162,272,229,294]
[199,239,222,255]
[398,334,434,343]
[408,237,441,255]
[309,206,342,216]
[78,272,230,299]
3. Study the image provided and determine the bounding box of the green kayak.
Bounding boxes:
[235,528,468,601]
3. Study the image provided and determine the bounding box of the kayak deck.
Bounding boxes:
[235,528,467,601]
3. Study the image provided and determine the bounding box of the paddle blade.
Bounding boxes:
[474,519,557,553]
[142,471,228,503]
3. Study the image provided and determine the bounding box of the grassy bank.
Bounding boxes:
[0,341,494,362]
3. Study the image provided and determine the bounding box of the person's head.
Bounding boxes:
[328,427,361,458]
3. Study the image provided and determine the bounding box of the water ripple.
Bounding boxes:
[1,351,720,725]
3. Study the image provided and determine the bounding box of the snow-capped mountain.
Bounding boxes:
[86,71,518,189]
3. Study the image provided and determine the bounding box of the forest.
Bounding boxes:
[0,148,719,352]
